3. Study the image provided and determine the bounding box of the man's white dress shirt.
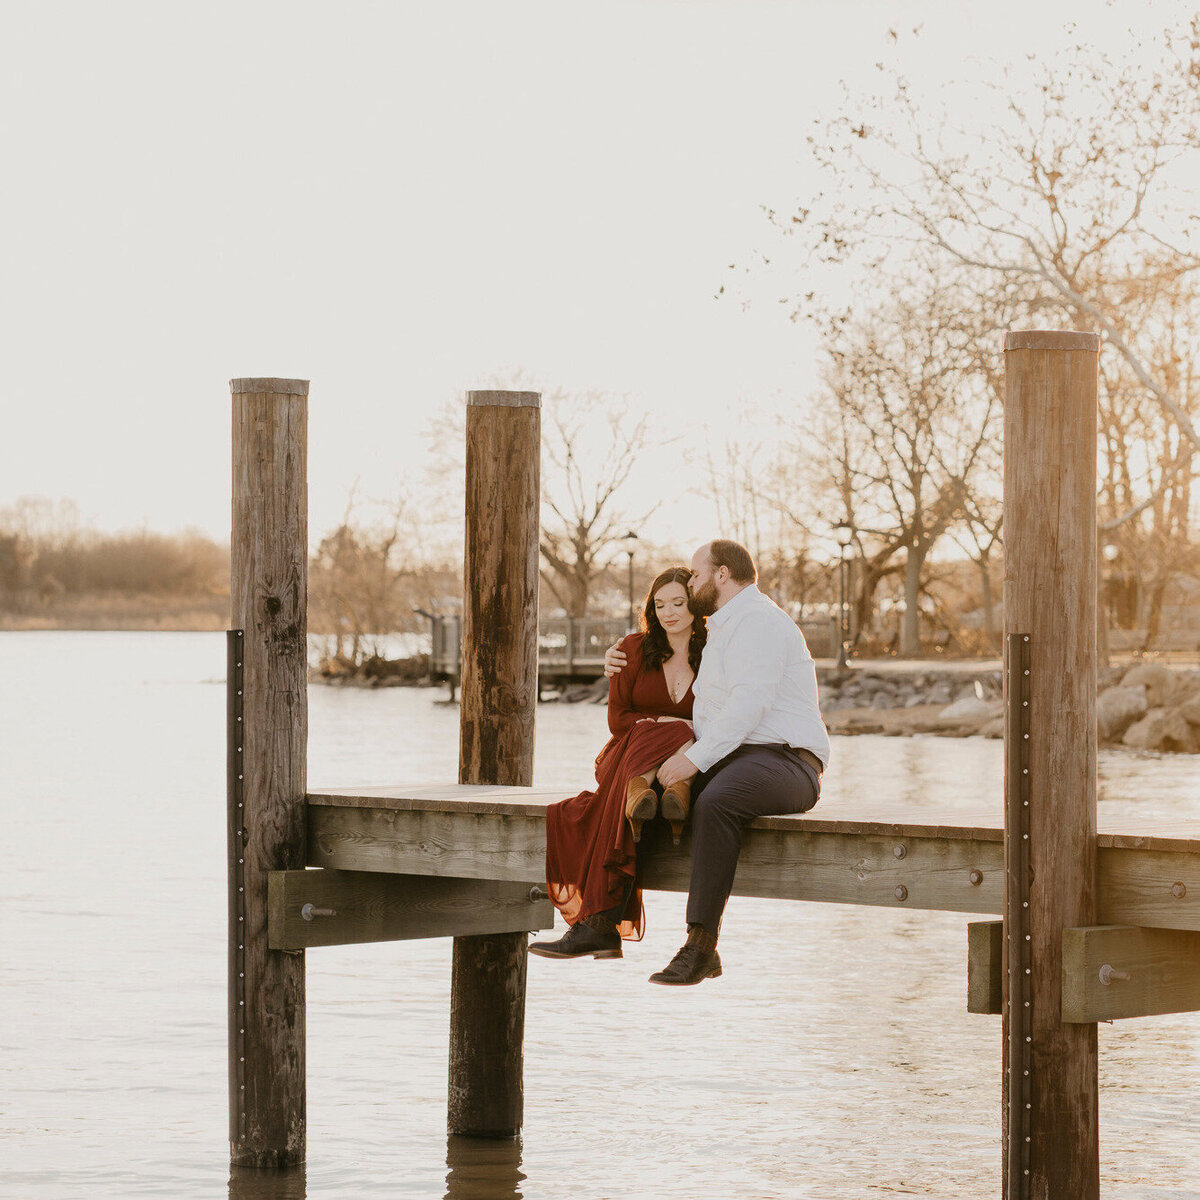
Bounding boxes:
[683,584,831,773]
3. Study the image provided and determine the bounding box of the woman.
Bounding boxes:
[530,567,706,961]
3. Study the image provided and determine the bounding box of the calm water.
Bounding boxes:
[2,632,1198,1200]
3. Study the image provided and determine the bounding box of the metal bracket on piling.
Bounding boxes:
[1005,632,1033,1197]
[226,629,247,1147]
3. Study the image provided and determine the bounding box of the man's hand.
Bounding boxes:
[603,641,627,678]
[657,750,698,789]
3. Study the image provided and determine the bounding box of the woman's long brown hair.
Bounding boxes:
[639,565,706,673]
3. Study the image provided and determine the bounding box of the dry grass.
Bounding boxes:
[0,593,229,631]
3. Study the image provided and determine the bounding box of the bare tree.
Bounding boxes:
[784,18,1200,469]
[1097,272,1200,646]
[424,382,663,618]
[815,272,1004,655]
[538,389,665,617]
[698,436,767,563]
[308,489,460,665]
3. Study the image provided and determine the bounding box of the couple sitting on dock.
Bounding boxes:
[530,539,830,985]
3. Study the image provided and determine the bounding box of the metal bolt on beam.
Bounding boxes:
[1098,964,1130,987]
[300,904,337,922]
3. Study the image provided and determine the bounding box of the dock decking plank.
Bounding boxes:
[306,783,1200,927]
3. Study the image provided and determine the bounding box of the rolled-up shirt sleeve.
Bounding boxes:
[684,615,787,772]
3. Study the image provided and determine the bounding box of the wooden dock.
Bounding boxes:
[428,614,841,687]
[227,352,1200,1199]
[285,782,1199,939]
[429,613,628,687]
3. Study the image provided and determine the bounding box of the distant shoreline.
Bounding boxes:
[0,602,229,632]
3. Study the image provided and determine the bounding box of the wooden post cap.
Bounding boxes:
[466,390,540,408]
[1004,331,1101,353]
[229,378,310,395]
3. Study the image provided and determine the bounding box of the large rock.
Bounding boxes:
[1121,662,1174,707]
[1180,694,1200,727]
[1096,685,1149,742]
[1122,707,1199,753]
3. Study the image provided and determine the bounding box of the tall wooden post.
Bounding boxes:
[229,377,308,1167]
[449,389,540,1138]
[1002,333,1099,1199]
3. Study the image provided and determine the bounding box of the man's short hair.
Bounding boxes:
[709,539,756,584]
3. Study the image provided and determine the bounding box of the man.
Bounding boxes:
[605,539,829,986]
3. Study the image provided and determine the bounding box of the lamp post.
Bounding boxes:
[623,530,639,631]
[834,521,853,669]
[1101,541,1119,668]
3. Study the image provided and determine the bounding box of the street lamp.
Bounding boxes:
[834,521,853,670]
[623,530,639,631]
[1101,541,1119,667]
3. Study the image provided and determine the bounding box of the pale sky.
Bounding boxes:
[0,0,1178,553]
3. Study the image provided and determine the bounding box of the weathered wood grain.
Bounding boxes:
[459,390,540,787]
[306,784,1200,852]
[968,920,1004,1015]
[267,870,552,949]
[449,933,528,1139]
[306,799,1200,930]
[1097,847,1200,931]
[450,390,541,1139]
[230,377,308,1168]
[1062,925,1200,1022]
[1003,331,1100,1198]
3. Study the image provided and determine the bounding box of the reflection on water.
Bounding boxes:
[224,1135,526,1200]
[229,1165,307,1200]
[445,1136,525,1200]
[2,633,1198,1200]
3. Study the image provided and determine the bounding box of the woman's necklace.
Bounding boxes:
[665,657,692,704]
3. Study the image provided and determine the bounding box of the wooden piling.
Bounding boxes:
[1002,332,1100,1199]
[229,377,309,1168]
[449,389,540,1138]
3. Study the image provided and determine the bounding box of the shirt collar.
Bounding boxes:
[706,583,760,630]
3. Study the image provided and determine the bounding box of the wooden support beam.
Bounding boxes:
[968,921,1004,1015]
[267,870,553,950]
[450,389,541,1140]
[1003,330,1101,1198]
[1098,846,1200,932]
[308,803,1006,912]
[1062,925,1200,1023]
[307,793,1200,930]
[229,377,308,1169]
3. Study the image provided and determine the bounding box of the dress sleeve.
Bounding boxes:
[607,635,643,735]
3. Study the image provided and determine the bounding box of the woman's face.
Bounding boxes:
[653,580,693,635]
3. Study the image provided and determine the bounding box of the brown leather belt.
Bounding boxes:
[790,746,824,777]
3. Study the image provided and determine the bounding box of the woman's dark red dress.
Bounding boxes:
[545,632,695,940]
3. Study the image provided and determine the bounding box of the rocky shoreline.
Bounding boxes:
[548,662,1200,754]
[819,661,1200,753]
[316,656,1200,754]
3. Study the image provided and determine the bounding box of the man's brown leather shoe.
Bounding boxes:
[648,942,722,985]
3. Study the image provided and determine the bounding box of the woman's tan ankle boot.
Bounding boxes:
[660,779,692,845]
[625,775,657,843]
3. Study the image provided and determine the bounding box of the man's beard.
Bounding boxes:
[690,579,718,617]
